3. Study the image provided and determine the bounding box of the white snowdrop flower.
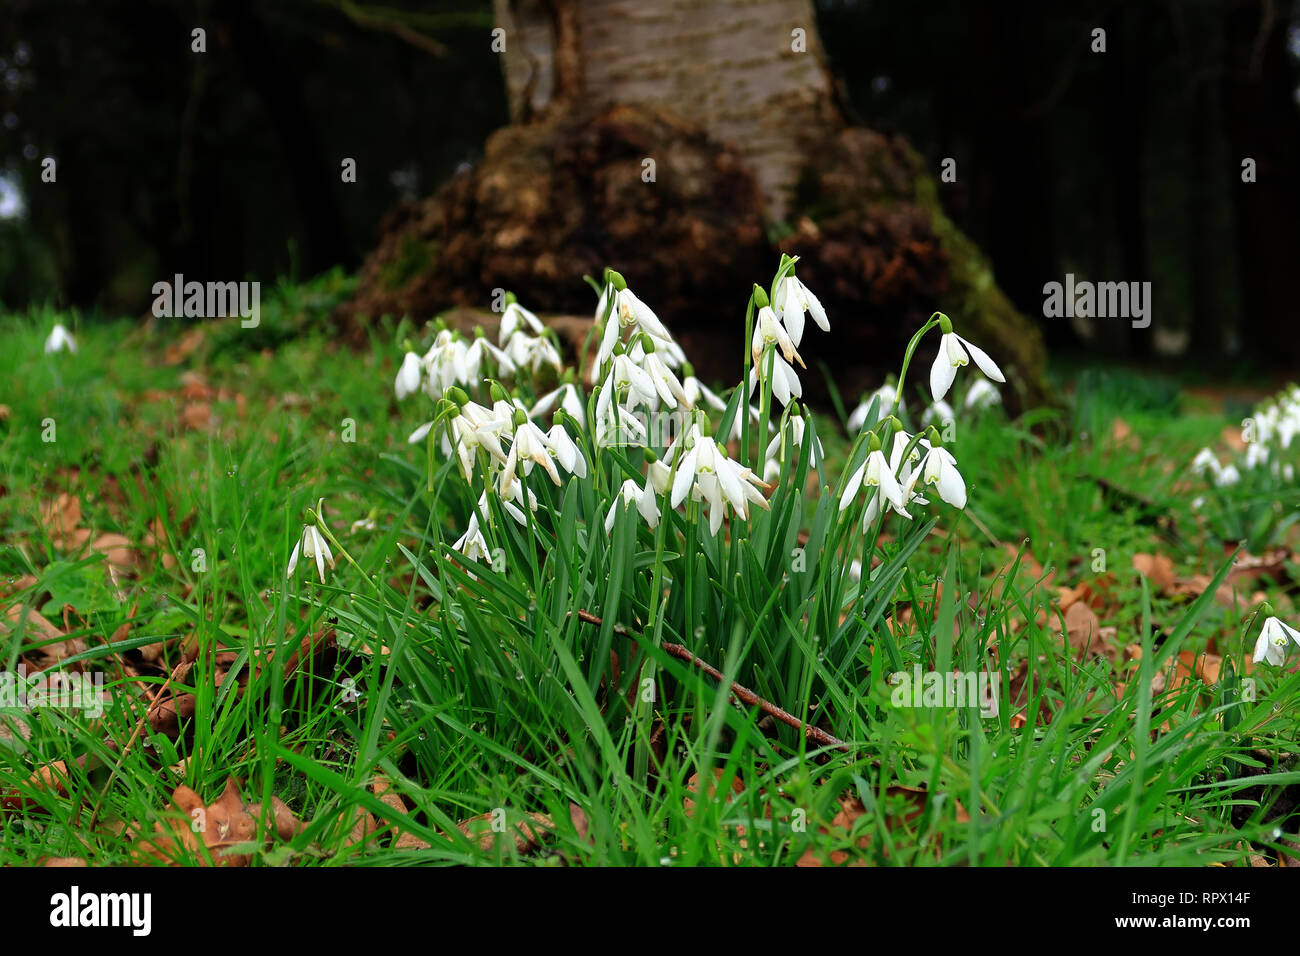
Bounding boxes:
[452,514,492,562]
[1214,464,1241,487]
[350,517,377,533]
[642,348,689,410]
[1243,442,1269,470]
[763,457,782,484]
[751,305,803,369]
[545,423,587,479]
[531,382,587,428]
[919,445,967,509]
[44,323,76,355]
[764,413,822,464]
[594,399,648,448]
[605,478,661,533]
[647,458,673,495]
[670,426,768,534]
[501,414,562,500]
[594,279,667,376]
[647,332,687,368]
[747,348,803,407]
[608,352,660,410]
[889,430,928,497]
[475,490,529,528]
[1191,447,1221,477]
[419,330,465,397]
[1190,495,1206,511]
[505,332,563,376]
[848,383,901,432]
[613,285,671,342]
[929,317,1005,402]
[773,273,829,347]
[287,501,336,583]
[839,442,908,529]
[450,405,511,480]
[1253,616,1300,666]
[964,378,1001,410]
[922,399,956,428]
[682,371,727,412]
[459,334,514,385]
[394,351,422,400]
[499,298,544,345]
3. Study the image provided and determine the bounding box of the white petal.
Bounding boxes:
[960,336,1005,383]
[930,344,958,401]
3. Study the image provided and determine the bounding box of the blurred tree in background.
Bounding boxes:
[0,0,1297,372]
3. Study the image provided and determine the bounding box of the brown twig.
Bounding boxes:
[573,610,850,753]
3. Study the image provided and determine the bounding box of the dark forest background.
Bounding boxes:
[1,0,1298,367]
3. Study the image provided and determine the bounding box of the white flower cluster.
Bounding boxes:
[838,315,1003,531]
[393,297,562,402]
[749,274,829,407]
[1191,383,1300,491]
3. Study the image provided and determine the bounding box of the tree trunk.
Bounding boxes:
[494,0,840,221]
[343,1,1049,409]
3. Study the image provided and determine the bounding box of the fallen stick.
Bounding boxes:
[574,609,849,753]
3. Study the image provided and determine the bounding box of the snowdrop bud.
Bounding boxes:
[608,269,627,291]
[489,382,508,403]
[447,386,470,407]
[752,284,770,309]
[936,312,953,334]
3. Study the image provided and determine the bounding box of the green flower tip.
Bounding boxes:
[936,312,953,334]
[639,333,656,353]
[926,425,943,445]
[504,291,518,306]
[488,381,508,403]
[446,385,470,407]
[752,284,770,309]
[867,431,882,453]
[305,508,320,526]
[511,407,527,428]
[607,269,627,291]
[681,361,696,379]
